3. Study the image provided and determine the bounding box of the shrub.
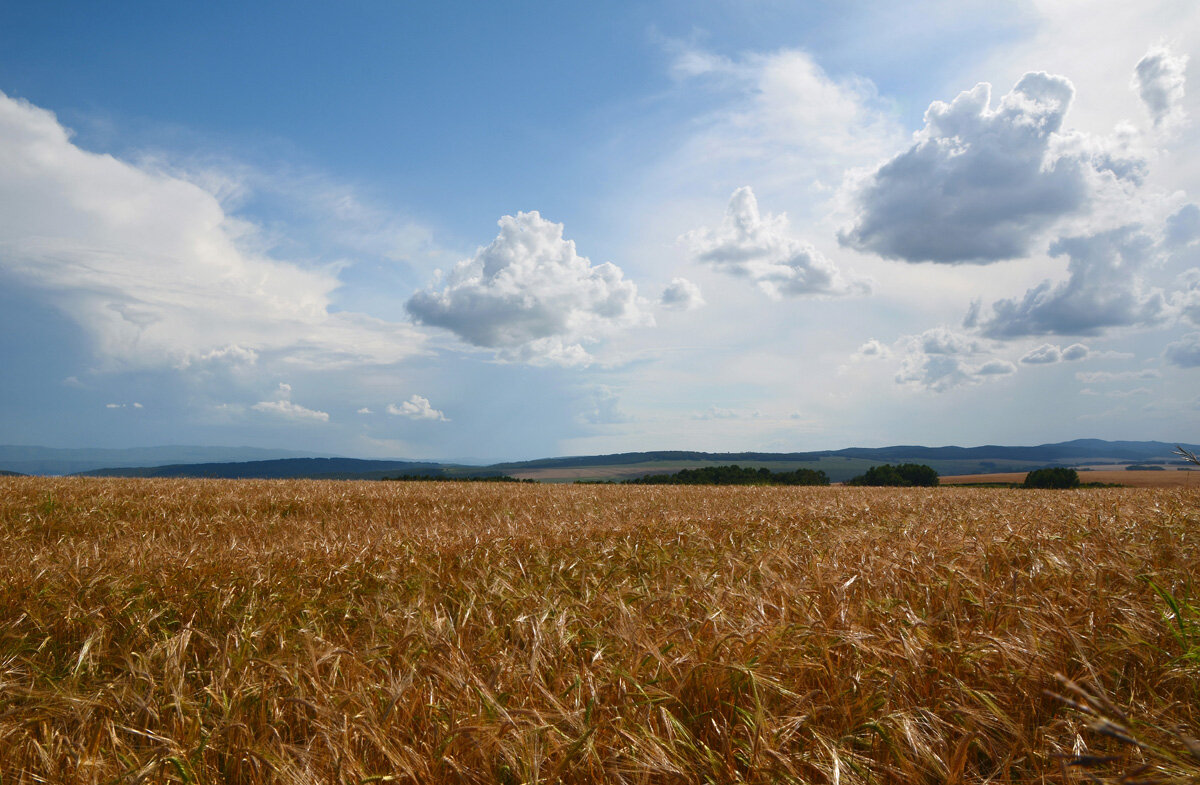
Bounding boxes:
[846,463,939,487]
[1022,467,1080,489]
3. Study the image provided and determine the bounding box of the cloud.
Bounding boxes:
[840,72,1142,264]
[1020,342,1090,364]
[252,400,330,422]
[406,211,649,366]
[659,277,706,311]
[852,338,890,360]
[661,46,902,197]
[1108,387,1154,398]
[691,405,762,420]
[579,386,629,425]
[1133,46,1189,129]
[1166,204,1200,248]
[894,327,1014,392]
[1020,344,1063,364]
[356,407,372,415]
[251,383,329,422]
[684,187,868,298]
[1075,369,1161,383]
[1173,268,1200,326]
[977,360,1018,376]
[104,402,144,410]
[1062,343,1090,361]
[191,344,259,367]
[497,336,593,368]
[1165,333,1200,368]
[0,90,425,370]
[979,226,1165,338]
[387,395,448,422]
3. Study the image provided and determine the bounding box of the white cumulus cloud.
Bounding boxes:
[1173,266,1200,326]
[1062,343,1091,361]
[251,383,329,422]
[894,327,1015,392]
[1133,45,1189,129]
[406,211,649,366]
[852,338,890,360]
[659,277,706,311]
[387,395,448,422]
[1021,344,1064,364]
[684,187,868,298]
[1166,204,1200,248]
[979,226,1165,338]
[579,386,630,425]
[1020,342,1090,364]
[1165,333,1200,367]
[0,90,424,370]
[840,72,1143,264]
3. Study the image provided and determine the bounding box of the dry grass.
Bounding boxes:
[0,477,1197,784]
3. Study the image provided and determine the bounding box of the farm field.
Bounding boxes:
[1,478,1198,783]
[941,469,1199,488]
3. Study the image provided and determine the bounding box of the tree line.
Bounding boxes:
[625,465,830,486]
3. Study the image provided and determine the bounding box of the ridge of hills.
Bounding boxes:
[0,445,322,476]
[2,439,1195,483]
[485,439,1199,471]
[75,457,453,481]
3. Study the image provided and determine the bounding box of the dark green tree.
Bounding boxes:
[626,464,829,486]
[846,463,939,487]
[1022,467,1080,489]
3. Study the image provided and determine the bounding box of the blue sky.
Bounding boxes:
[1,0,1199,461]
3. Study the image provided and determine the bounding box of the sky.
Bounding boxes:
[1,0,1199,462]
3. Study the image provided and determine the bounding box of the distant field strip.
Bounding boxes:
[940,469,1199,488]
[0,478,1197,783]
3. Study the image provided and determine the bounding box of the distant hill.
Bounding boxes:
[490,440,1200,483]
[0,469,25,477]
[0,445,324,476]
[489,439,1199,471]
[38,439,1200,483]
[78,457,454,480]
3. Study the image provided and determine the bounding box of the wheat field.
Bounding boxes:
[0,477,1197,784]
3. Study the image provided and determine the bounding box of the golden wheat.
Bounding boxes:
[0,477,1196,783]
